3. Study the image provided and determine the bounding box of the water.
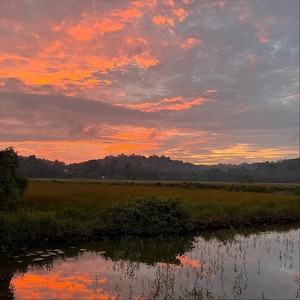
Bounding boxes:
[1,225,299,299]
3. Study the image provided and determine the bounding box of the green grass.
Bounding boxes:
[1,180,299,246]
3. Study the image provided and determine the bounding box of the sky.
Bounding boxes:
[0,0,299,165]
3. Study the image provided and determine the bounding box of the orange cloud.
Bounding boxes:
[102,125,174,153]
[68,23,95,42]
[165,0,175,7]
[0,1,201,100]
[173,8,188,22]
[132,52,159,68]
[67,15,125,42]
[125,96,207,112]
[103,126,158,142]
[131,0,158,9]
[205,89,218,94]
[94,18,124,33]
[153,15,175,27]
[0,2,162,97]
[111,7,144,20]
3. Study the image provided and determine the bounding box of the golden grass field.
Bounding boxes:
[25,180,299,220]
[1,179,299,247]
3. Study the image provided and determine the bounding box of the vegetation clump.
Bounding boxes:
[108,196,193,236]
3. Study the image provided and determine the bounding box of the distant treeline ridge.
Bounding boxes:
[18,154,300,183]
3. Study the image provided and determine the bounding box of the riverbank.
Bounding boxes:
[1,181,299,248]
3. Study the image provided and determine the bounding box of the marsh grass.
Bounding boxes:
[1,180,299,246]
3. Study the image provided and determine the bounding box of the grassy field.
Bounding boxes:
[1,180,299,247]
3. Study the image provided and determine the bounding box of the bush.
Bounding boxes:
[108,196,192,236]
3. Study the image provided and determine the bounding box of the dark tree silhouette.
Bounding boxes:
[0,147,28,210]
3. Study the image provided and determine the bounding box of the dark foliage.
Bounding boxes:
[108,196,192,236]
[0,147,28,211]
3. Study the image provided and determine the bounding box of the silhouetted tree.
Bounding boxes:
[0,147,28,210]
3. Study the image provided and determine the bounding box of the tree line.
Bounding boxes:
[18,153,299,183]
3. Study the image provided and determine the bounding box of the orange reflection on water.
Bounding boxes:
[157,255,201,269]
[176,255,201,268]
[11,271,110,300]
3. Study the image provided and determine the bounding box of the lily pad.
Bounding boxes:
[40,254,50,257]
[32,258,45,262]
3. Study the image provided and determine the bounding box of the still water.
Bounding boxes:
[1,225,299,299]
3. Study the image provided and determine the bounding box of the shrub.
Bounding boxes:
[108,196,192,236]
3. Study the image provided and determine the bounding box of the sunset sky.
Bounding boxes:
[0,0,299,164]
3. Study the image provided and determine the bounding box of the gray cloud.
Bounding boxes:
[0,90,162,141]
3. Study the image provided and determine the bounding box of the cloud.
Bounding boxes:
[123,96,207,111]
[0,0,298,163]
[0,90,162,141]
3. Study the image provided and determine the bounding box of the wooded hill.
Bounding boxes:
[18,154,300,183]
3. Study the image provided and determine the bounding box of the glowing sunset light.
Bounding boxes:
[0,0,298,164]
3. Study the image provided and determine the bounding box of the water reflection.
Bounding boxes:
[0,225,299,299]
